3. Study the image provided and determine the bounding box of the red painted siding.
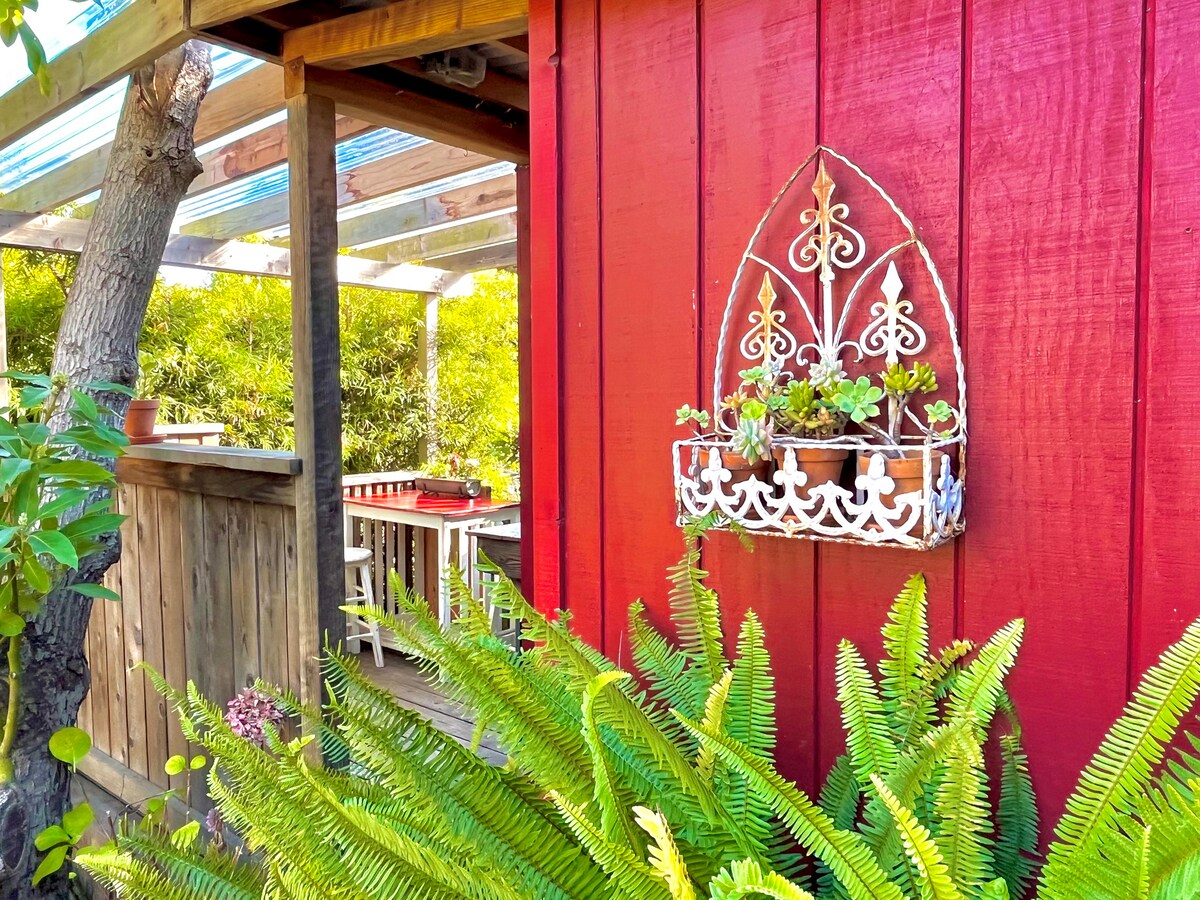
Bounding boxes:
[527,0,1200,823]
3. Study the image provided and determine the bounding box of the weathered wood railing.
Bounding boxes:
[78,444,304,806]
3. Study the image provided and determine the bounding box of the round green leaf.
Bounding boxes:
[61,803,93,841]
[48,727,91,767]
[164,755,186,777]
[189,754,206,771]
[0,612,25,637]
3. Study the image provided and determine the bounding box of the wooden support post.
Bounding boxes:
[0,255,7,399]
[417,292,440,464]
[287,89,344,712]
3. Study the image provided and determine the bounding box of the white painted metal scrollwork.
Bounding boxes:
[680,146,968,551]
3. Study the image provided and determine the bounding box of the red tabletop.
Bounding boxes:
[343,490,518,521]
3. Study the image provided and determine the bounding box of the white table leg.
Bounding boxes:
[436,524,450,626]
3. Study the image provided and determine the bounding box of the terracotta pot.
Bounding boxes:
[856,448,945,531]
[720,448,770,485]
[124,398,161,438]
[772,444,848,500]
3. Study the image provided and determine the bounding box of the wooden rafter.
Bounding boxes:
[337,173,516,249]
[0,0,188,148]
[189,0,297,29]
[187,114,372,196]
[180,141,493,240]
[0,64,285,214]
[285,63,528,163]
[361,210,517,265]
[281,0,528,70]
[0,211,457,292]
[388,59,528,111]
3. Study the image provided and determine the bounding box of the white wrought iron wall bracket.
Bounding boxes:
[673,146,967,550]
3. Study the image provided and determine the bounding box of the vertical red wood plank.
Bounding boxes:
[515,164,535,605]
[1134,0,1200,672]
[815,0,965,779]
[964,0,1142,821]
[528,0,565,617]
[699,0,820,789]
[555,0,604,646]
[597,0,699,661]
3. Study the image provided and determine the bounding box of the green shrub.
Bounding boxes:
[77,520,1200,897]
[3,251,519,488]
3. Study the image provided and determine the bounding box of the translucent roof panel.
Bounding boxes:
[0,42,261,193]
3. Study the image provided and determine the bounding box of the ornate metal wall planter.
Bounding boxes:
[673,147,966,550]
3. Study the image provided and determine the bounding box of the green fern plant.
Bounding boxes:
[76,528,1200,900]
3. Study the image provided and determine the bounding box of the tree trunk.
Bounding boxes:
[0,42,211,898]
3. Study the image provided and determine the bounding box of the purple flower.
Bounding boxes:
[204,807,223,836]
[225,687,284,747]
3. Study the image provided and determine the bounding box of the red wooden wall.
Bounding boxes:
[527,0,1200,825]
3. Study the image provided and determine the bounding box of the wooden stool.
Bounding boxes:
[344,546,384,667]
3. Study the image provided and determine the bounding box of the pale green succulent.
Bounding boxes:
[832,376,884,424]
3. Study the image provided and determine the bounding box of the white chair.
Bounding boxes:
[344,546,384,667]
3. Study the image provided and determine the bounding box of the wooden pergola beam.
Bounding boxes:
[0,64,285,214]
[281,0,528,70]
[188,114,372,197]
[285,63,528,163]
[0,0,188,149]
[362,210,517,264]
[180,140,493,240]
[189,0,296,29]
[337,173,516,248]
[389,59,529,111]
[0,211,453,292]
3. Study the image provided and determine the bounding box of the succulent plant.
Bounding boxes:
[730,414,772,463]
[832,376,884,425]
[881,360,938,399]
[675,404,711,433]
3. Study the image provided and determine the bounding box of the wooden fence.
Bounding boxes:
[78,444,304,804]
[77,447,426,806]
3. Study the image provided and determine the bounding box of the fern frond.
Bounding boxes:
[992,734,1037,900]
[708,858,816,900]
[681,715,904,900]
[1042,616,1200,892]
[630,600,706,720]
[550,792,674,900]
[870,774,963,900]
[933,729,993,893]
[583,671,643,849]
[945,620,1024,733]
[697,670,735,782]
[635,806,698,900]
[880,573,929,709]
[667,532,726,689]
[836,639,899,783]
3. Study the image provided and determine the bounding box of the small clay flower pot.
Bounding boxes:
[720,448,770,485]
[772,444,848,500]
[856,448,945,532]
[124,398,161,438]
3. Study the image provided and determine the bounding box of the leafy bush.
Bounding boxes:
[3,251,519,487]
[74,520,1200,898]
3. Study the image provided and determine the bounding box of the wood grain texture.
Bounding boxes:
[190,0,293,29]
[116,457,296,505]
[698,0,820,790]
[1134,0,1200,672]
[597,0,699,657]
[963,0,1143,821]
[155,487,189,793]
[288,89,345,716]
[814,0,963,780]
[135,486,169,788]
[526,0,564,618]
[282,0,528,69]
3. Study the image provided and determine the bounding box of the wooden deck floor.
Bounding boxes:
[361,649,506,765]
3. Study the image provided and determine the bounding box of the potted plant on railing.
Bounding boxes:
[719,366,778,483]
[123,364,163,443]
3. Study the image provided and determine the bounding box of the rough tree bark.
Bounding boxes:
[0,42,212,898]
